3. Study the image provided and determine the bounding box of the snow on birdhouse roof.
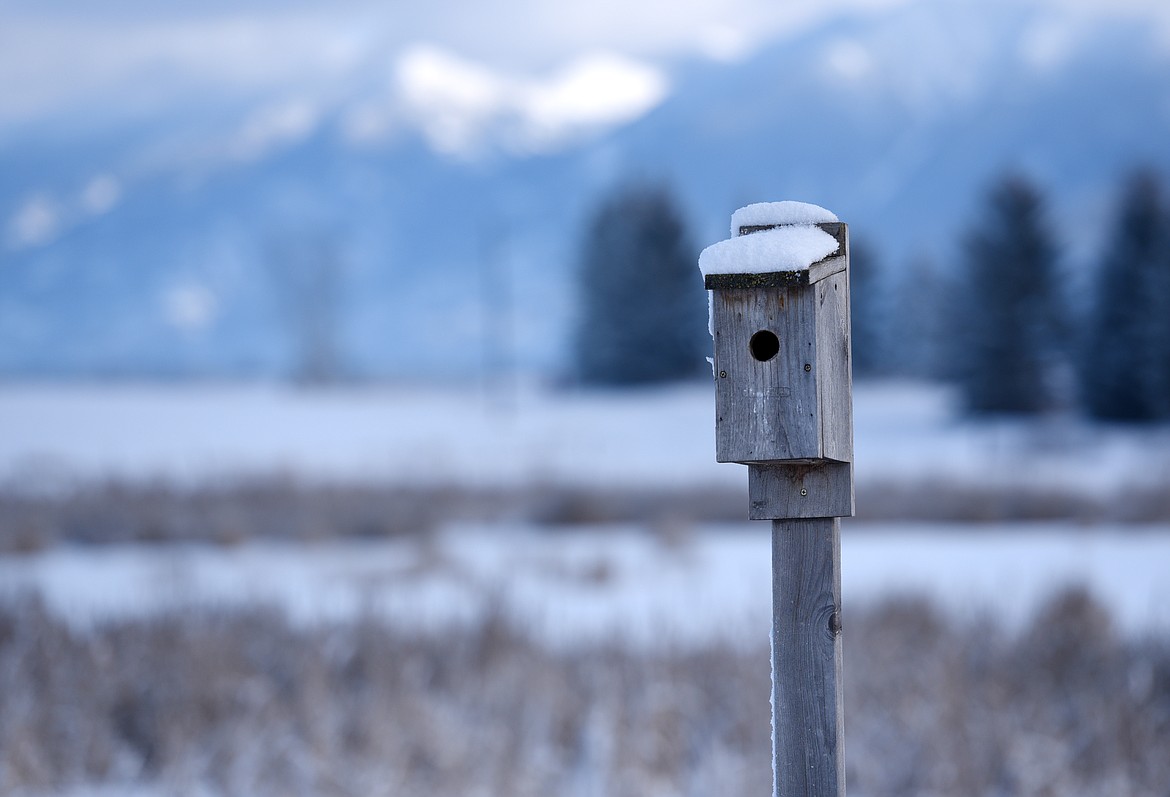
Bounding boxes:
[698,224,839,278]
[729,201,838,236]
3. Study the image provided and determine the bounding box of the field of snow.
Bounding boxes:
[2,380,1169,497]
[1,382,1168,797]
[1,380,1167,642]
[3,523,1168,645]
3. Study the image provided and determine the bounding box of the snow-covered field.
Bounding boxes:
[1,381,1168,797]
[3,523,1168,644]
[1,380,1168,640]
[2,380,1169,495]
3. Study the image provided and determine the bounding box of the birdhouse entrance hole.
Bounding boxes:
[749,329,780,362]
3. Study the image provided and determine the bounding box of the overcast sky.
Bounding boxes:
[4,0,1169,136]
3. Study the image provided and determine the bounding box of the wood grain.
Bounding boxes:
[772,517,845,797]
[748,462,854,520]
[816,269,854,463]
[713,287,819,462]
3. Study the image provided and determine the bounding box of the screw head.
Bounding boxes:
[719,370,727,378]
[803,363,812,372]
[800,487,808,496]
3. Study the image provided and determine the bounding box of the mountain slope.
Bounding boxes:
[1,0,1168,379]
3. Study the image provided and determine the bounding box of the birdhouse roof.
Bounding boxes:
[699,222,845,289]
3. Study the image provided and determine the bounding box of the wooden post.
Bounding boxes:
[772,518,844,796]
[703,204,853,796]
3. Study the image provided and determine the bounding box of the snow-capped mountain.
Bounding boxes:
[2,0,1168,379]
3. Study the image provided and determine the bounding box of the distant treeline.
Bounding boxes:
[574,170,1170,423]
[856,168,1170,422]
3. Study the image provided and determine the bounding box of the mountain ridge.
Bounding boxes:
[2,0,1168,379]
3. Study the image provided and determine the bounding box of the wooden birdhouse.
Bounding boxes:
[700,202,854,519]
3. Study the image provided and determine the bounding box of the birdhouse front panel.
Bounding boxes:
[711,269,853,464]
[712,285,822,463]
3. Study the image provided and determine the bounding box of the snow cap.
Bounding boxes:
[698,226,839,277]
[699,200,840,278]
[730,201,837,236]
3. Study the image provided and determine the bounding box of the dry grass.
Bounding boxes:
[855,478,1170,524]
[3,477,1169,553]
[1,588,1167,796]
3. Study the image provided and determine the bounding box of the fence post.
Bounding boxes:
[700,202,853,796]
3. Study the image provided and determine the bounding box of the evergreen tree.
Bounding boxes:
[849,239,887,378]
[573,185,707,386]
[891,254,948,380]
[1080,170,1170,421]
[950,175,1063,414]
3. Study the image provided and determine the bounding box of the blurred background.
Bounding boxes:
[2,0,1169,794]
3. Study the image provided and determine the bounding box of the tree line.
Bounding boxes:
[573,171,1170,423]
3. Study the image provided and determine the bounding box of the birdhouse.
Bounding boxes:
[699,202,854,519]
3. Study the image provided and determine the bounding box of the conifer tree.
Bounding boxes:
[573,185,707,385]
[849,239,887,378]
[1080,170,1170,421]
[891,254,948,379]
[951,175,1063,414]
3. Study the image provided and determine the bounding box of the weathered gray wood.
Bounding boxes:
[816,267,854,463]
[713,286,820,462]
[711,224,853,466]
[748,462,854,520]
[707,207,851,797]
[772,517,845,797]
[808,254,847,286]
[703,256,845,291]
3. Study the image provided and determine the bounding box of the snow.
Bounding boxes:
[698,200,842,278]
[770,623,777,792]
[0,382,743,492]
[1,381,1167,649]
[2,523,1168,646]
[2,381,1169,500]
[729,201,838,235]
[698,225,840,276]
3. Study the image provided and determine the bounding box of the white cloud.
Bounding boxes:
[395,45,668,157]
[398,47,506,114]
[230,99,320,161]
[164,283,219,333]
[3,0,1169,134]
[80,175,121,216]
[3,0,1168,170]
[339,100,399,145]
[5,177,125,250]
[6,194,62,250]
[1020,20,1081,73]
[824,39,874,80]
[0,0,914,132]
[396,46,509,155]
[0,12,371,129]
[524,55,667,130]
[1036,0,1170,51]
[697,26,752,63]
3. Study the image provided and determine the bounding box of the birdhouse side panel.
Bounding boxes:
[815,269,854,463]
[712,287,821,463]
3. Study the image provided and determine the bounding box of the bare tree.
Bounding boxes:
[266,232,345,384]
